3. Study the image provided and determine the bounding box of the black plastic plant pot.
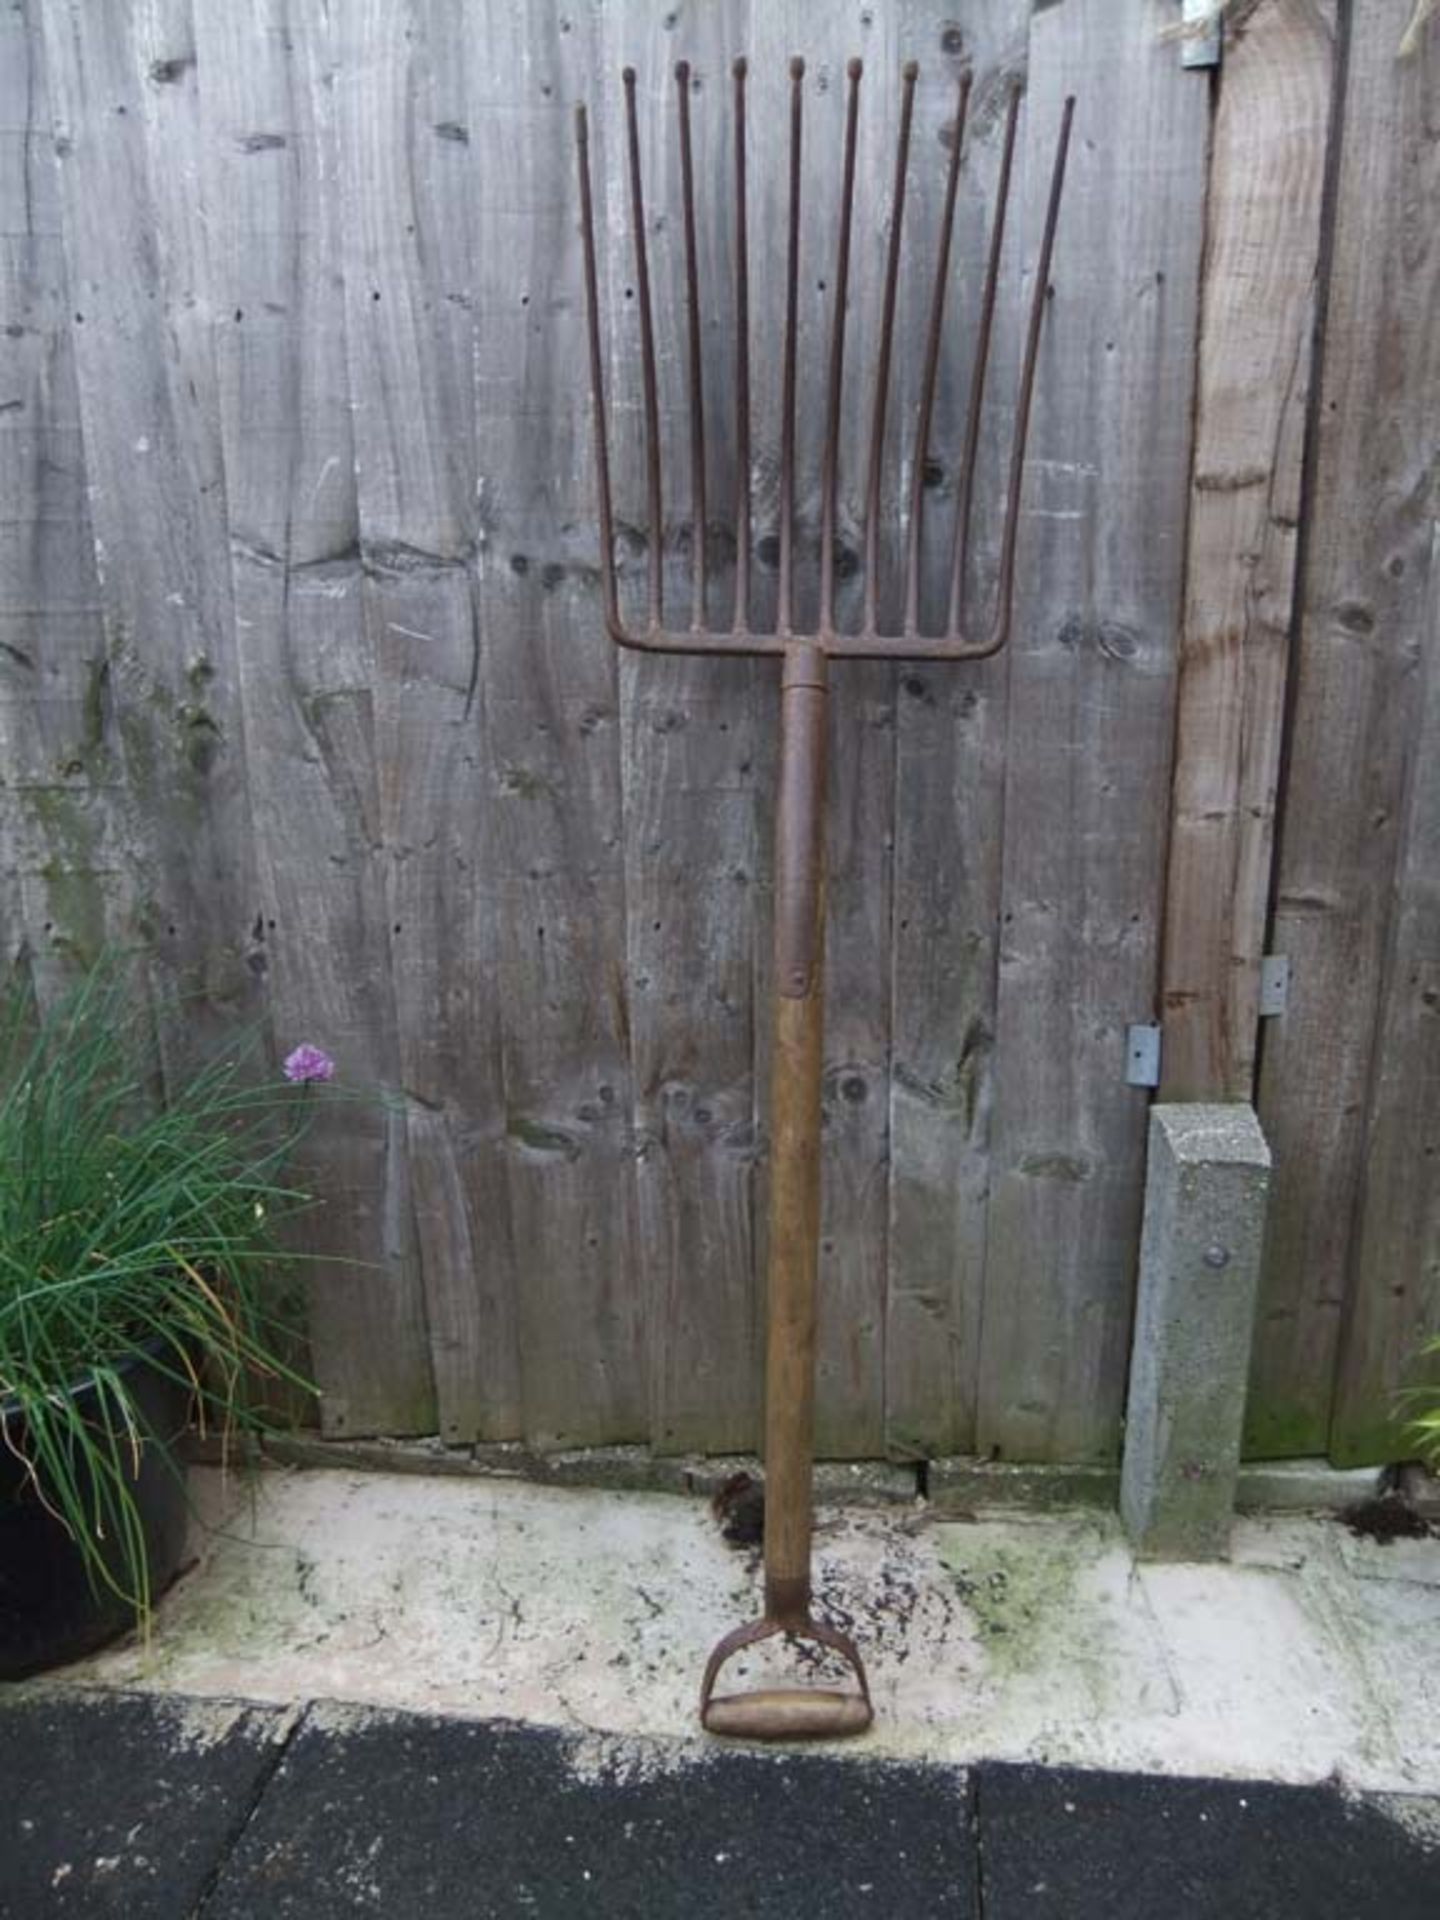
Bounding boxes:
[0,1344,193,1679]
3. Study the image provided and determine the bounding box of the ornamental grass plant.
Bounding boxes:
[1408,1345,1440,1471]
[0,954,328,1629]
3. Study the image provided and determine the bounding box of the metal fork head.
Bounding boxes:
[576,56,1074,663]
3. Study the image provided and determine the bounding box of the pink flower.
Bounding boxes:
[282,1043,335,1084]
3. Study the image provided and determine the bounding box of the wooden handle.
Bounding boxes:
[763,646,827,1621]
[703,1688,872,1742]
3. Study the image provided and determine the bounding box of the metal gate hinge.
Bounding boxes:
[1126,1023,1163,1089]
[1180,0,1223,68]
[1259,954,1291,1018]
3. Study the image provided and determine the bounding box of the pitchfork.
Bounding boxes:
[576,55,1073,1741]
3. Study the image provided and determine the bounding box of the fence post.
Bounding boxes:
[1121,1104,1271,1559]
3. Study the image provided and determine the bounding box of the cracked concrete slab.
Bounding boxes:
[42,1466,1440,1793]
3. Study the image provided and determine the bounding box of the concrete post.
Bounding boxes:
[1121,1104,1272,1560]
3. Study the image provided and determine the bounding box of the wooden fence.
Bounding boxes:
[1,0,1434,1465]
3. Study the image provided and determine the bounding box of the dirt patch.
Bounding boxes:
[1340,1494,1435,1546]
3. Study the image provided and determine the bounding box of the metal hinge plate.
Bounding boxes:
[1181,0,1223,68]
[1259,954,1291,1018]
[1126,1023,1163,1089]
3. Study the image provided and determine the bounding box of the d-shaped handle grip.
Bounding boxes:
[699,1612,873,1742]
[702,1687,873,1741]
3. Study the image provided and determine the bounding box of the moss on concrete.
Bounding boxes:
[937,1520,1103,1676]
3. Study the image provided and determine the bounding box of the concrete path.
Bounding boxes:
[41,1465,1440,1793]
[4,1690,1437,1917]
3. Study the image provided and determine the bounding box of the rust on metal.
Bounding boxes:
[778,56,805,637]
[818,58,863,633]
[905,68,972,633]
[575,58,1075,661]
[622,66,664,631]
[699,1611,873,1742]
[575,55,1074,1743]
[732,56,751,635]
[862,58,917,636]
[676,61,708,629]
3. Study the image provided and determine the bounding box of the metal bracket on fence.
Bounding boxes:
[1180,0,1223,69]
[1259,954,1291,1018]
[1126,1024,1163,1089]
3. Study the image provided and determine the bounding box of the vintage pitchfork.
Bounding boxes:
[576,56,1073,1740]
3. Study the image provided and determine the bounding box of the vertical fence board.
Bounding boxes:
[0,2,121,989]
[333,0,518,1443]
[884,2,1030,1460]
[468,2,644,1448]
[1252,7,1440,1458]
[37,0,256,1035]
[194,0,436,1436]
[1330,524,1440,1462]
[1160,0,1336,1104]
[978,0,1209,1462]
[609,5,765,1454]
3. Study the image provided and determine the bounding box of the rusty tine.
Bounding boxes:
[989,93,1076,651]
[904,70,972,637]
[861,60,918,636]
[777,56,804,638]
[574,104,620,638]
[818,58,863,635]
[733,56,751,636]
[623,67,664,632]
[945,81,1021,640]
[676,62,708,630]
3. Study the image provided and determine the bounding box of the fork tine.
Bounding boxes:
[676,62,707,630]
[575,103,620,637]
[818,59,863,637]
[861,60,918,637]
[903,71,972,637]
[778,56,805,638]
[945,80,1020,638]
[733,57,751,636]
[623,66,664,632]
[988,93,1075,649]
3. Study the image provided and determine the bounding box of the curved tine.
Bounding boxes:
[676,62,707,631]
[777,56,805,638]
[623,67,663,633]
[903,70,972,638]
[986,93,1075,651]
[861,60,918,638]
[733,57,751,635]
[818,58,863,637]
[575,104,621,640]
[699,1615,785,1717]
[945,80,1021,640]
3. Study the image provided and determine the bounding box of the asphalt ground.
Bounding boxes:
[2,1691,1436,1918]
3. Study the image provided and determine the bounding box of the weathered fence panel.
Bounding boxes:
[3,0,1436,1466]
[976,0,1210,1461]
[188,0,438,1437]
[37,0,257,1047]
[471,2,648,1450]
[0,3,118,999]
[1251,1,1440,1462]
[883,0,1029,1462]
